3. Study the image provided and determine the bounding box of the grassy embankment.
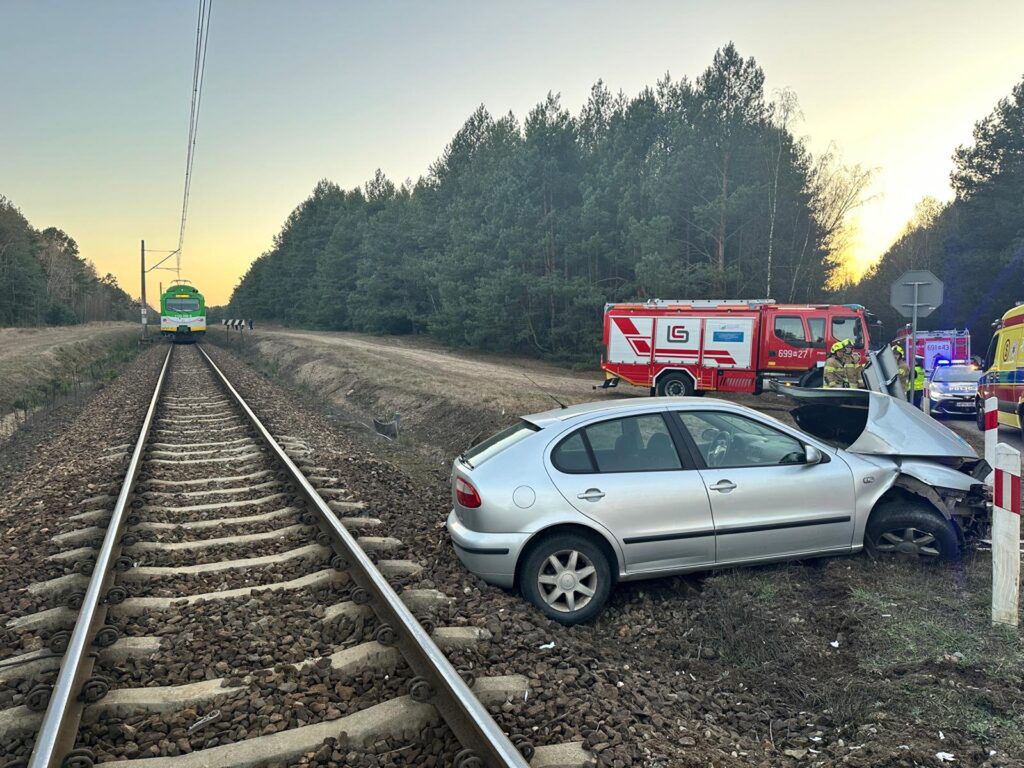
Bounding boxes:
[0,323,142,436]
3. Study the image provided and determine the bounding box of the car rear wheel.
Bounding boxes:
[865,502,961,561]
[520,533,611,625]
[656,373,694,397]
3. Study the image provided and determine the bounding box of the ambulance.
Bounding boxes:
[977,304,1024,432]
[601,299,873,396]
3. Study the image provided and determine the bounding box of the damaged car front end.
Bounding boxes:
[775,385,990,544]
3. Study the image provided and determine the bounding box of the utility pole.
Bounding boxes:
[140,240,148,340]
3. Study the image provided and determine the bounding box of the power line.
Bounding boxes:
[174,0,213,278]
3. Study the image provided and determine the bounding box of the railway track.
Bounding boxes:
[0,345,589,768]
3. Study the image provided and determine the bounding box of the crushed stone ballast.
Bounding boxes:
[3,344,587,768]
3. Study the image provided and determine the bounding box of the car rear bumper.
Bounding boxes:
[446,510,529,589]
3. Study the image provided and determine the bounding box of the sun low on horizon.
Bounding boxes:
[1,0,1021,306]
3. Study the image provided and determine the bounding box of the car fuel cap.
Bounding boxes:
[513,485,536,509]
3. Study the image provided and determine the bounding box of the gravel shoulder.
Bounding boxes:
[206,333,1024,767]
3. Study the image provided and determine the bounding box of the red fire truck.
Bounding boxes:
[601,299,872,396]
[894,327,971,373]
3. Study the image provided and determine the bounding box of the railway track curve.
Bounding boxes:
[0,345,589,768]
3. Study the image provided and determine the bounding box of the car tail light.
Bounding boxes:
[455,477,481,508]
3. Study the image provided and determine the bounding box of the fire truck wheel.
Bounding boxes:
[656,374,694,397]
[799,369,823,388]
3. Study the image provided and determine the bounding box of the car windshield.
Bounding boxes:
[932,366,981,383]
[463,421,539,466]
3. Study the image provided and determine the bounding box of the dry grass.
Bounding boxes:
[0,323,139,417]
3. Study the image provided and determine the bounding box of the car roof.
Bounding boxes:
[523,396,753,428]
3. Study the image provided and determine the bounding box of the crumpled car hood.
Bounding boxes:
[773,385,977,461]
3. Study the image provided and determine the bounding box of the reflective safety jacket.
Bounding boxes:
[823,355,847,388]
[844,360,864,389]
[896,361,910,391]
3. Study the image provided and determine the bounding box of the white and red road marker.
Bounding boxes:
[992,442,1021,627]
[984,396,997,487]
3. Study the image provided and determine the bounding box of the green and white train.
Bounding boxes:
[160,281,206,343]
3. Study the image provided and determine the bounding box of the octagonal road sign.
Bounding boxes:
[890,269,943,318]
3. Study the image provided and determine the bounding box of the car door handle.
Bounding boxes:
[577,488,605,502]
[709,480,737,493]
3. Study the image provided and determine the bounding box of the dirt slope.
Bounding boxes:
[219,327,637,462]
[0,323,140,423]
[217,327,804,463]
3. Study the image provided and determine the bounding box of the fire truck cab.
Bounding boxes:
[894,327,971,373]
[601,299,871,396]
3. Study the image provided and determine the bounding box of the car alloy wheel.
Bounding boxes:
[872,527,942,557]
[537,549,597,613]
[520,533,612,624]
[865,501,961,562]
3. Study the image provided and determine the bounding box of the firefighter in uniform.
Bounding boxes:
[824,340,851,388]
[842,342,864,389]
[892,346,910,399]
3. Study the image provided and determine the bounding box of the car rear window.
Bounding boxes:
[462,421,539,467]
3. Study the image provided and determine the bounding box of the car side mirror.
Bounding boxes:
[803,445,824,465]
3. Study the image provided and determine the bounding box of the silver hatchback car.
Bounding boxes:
[446,391,989,624]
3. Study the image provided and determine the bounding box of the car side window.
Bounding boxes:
[984,332,999,371]
[674,411,807,469]
[551,431,594,473]
[551,414,682,474]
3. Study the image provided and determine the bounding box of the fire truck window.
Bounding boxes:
[774,316,808,347]
[831,317,864,348]
[807,318,826,348]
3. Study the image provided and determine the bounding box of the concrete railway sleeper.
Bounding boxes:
[3,345,585,768]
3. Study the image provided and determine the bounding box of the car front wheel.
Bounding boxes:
[520,533,612,624]
[865,502,961,561]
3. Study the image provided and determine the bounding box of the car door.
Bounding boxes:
[545,412,715,574]
[671,409,856,564]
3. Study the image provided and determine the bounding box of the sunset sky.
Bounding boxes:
[2,0,1022,305]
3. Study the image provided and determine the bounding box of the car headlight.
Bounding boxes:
[929,385,945,398]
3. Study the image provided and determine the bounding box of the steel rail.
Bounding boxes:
[196,345,529,768]
[29,345,174,768]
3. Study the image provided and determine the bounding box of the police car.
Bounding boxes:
[925,360,981,418]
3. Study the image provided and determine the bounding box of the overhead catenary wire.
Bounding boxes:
[174,0,213,278]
